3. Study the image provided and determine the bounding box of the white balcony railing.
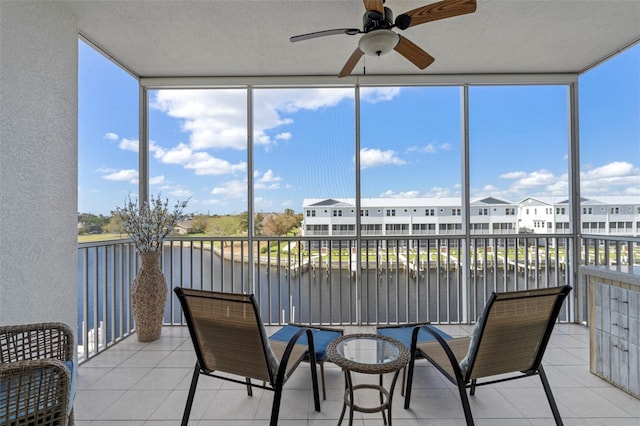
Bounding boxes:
[77,233,640,363]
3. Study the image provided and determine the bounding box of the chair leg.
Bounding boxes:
[403,353,417,409]
[182,362,200,426]
[320,362,327,400]
[469,378,477,396]
[245,378,253,396]
[456,377,474,426]
[310,359,320,411]
[401,366,406,396]
[270,386,284,426]
[539,365,563,425]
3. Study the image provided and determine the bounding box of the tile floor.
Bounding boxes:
[75,324,640,425]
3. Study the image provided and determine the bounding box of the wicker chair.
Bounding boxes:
[0,322,75,426]
[404,285,572,426]
[174,287,322,426]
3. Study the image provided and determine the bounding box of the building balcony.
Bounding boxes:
[71,233,640,424]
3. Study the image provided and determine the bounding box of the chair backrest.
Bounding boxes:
[175,288,278,384]
[466,285,572,380]
[0,323,73,364]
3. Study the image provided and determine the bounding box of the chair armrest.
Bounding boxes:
[377,321,431,330]
[0,322,74,363]
[0,358,70,425]
[272,326,314,387]
[414,325,469,384]
[288,323,344,335]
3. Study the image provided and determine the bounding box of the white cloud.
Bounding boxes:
[474,161,640,200]
[360,148,405,169]
[149,175,165,185]
[149,141,165,156]
[580,161,640,196]
[254,169,282,190]
[511,169,556,188]
[500,171,527,179]
[150,142,246,176]
[119,137,139,152]
[158,143,193,164]
[360,87,401,103]
[152,89,248,150]
[185,153,246,176]
[265,88,354,112]
[147,88,402,191]
[407,142,451,154]
[423,186,456,198]
[211,180,247,199]
[583,161,635,179]
[151,87,398,154]
[379,190,420,198]
[101,169,138,183]
[258,169,282,183]
[104,132,119,141]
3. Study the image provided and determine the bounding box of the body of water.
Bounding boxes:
[78,244,570,350]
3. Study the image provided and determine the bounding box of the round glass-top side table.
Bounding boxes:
[327,333,409,425]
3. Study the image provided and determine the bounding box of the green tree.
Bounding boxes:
[191,214,209,233]
[254,213,264,235]
[261,213,300,236]
[78,212,109,233]
[238,212,249,234]
[103,214,126,235]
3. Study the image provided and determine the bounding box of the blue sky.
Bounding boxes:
[78,41,640,216]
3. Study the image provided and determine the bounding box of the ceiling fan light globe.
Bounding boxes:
[358,30,399,56]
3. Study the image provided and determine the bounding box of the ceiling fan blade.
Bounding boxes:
[394,36,435,70]
[402,0,476,28]
[290,28,360,43]
[363,0,384,15]
[338,48,364,78]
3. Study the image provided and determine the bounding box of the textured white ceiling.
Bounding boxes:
[69,0,640,79]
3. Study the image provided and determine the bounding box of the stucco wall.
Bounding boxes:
[0,2,78,334]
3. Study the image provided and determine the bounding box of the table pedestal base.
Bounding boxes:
[338,371,401,426]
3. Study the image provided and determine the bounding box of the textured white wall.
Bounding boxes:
[0,2,78,333]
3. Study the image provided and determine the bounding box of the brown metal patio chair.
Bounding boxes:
[0,322,75,426]
[174,287,321,426]
[404,285,572,426]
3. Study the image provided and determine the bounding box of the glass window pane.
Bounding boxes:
[579,44,640,237]
[469,85,569,235]
[148,89,248,225]
[253,88,356,236]
[360,86,462,236]
[78,40,138,239]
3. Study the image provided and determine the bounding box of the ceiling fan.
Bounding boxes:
[290,0,477,77]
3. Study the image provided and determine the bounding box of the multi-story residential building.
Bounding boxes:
[303,197,520,237]
[303,196,640,238]
[518,196,640,236]
[518,196,570,234]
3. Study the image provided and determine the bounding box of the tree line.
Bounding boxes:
[78,209,303,237]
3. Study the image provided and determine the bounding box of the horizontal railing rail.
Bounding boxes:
[77,233,639,363]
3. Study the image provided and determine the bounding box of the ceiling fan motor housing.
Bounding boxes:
[363,7,394,32]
